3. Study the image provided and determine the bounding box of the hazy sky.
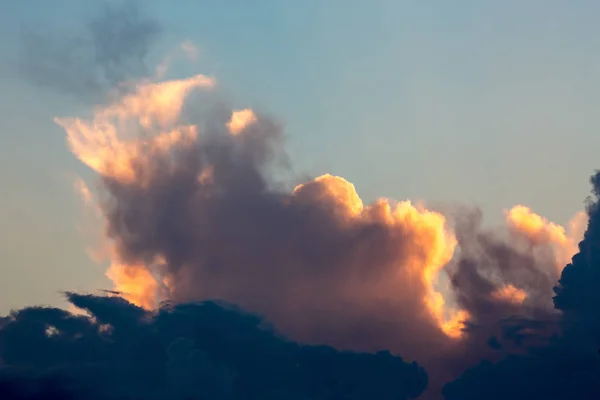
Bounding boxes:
[2,0,600,313]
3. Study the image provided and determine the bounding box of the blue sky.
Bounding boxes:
[2,1,600,312]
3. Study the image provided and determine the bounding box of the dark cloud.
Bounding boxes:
[0,374,78,400]
[442,349,600,400]
[0,294,428,400]
[554,172,600,341]
[18,1,161,102]
[442,172,600,399]
[96,104,455,378]
[442,205,564,366]
[449,206,559,324]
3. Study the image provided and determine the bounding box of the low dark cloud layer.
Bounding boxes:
[0,294,428,400]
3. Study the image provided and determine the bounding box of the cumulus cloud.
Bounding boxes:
[51,65,596,398]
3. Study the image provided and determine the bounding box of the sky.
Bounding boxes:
[2,0,600,313]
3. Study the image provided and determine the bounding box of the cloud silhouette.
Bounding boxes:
[0,294,428,400]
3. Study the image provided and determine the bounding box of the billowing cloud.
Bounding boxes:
[50,62,592,398]
[443,173,600,399]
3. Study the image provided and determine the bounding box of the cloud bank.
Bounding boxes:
[0,294,427,399]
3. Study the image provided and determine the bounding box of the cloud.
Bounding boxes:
[555,172,600,338]
[442,172,600,399]
[0,294,428,400]
[17,1,162,102]
[9,4,600,396]
[55,73,475,395]
[47,53,599,396]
